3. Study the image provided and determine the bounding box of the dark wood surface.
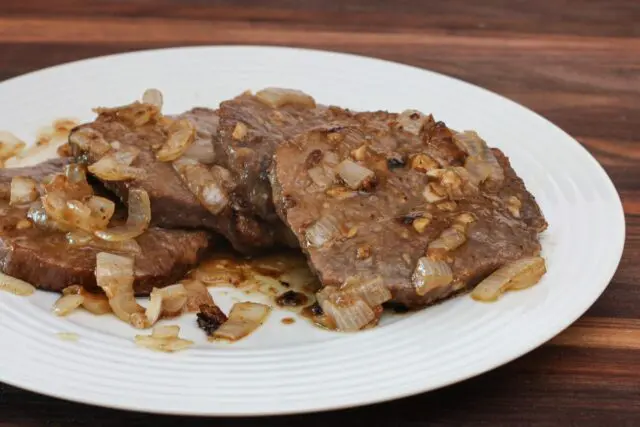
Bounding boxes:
[1,1,639,426]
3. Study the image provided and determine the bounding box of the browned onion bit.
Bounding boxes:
[196,303,228,336]
[94,188,150,242]
[255,87,316,109]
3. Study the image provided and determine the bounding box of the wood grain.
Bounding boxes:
[0,1,639,425]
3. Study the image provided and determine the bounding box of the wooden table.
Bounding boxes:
[1,1,638,425]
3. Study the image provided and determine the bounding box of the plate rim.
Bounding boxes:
[0,45,626,417]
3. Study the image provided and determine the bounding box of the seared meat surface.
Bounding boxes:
[270,111,546,308]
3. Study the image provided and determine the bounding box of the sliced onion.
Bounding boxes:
[413,216,432,233]
[213,302,272,341]
[397,110,428,136]
[305,215,340,248]
[152,325,180,339]
[453,131,486,157]
[69,127,111,157]
[0,272,36,296]
[255,88,316,109]
[507,195,522,218]
[182,279,214,312]
[145,291,163,325]
[157,284,188,317]
[135,326,193,353]
[427,227,467,257]
[0,131,26,163]
[10,176,38,205]
[27,201,67,232]
[64,164,88,184]
[423,182,447,203]
[308,166,334,189]
[316,287,375,332]
[335,159,375,190]
[472,256,546,302]
[232,122,248,140]
[52,294,84,316]
[43,194,115,233]
[411,153,439,173]
[173,159,229,214]
[156,119,196,162]
[88,152,145,181]
[43,172,93,200]
[455,131,504,187]
[412,257,453,296]
[94,188,150,242]
[142,88,163,110]
[95,252,146,328]
[340,276,392,307]
[325,185,358,200]
[66,231,142,254]
[79,289,112,315]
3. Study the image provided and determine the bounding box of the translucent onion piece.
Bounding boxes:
[0,131,26,163]
[80,289,112,315]
[255,88,316,109]
[142,88,163,110]
[157,284,188,317]
[455,131,504,186]
[145,291,163,325]
[212,302,271,341]
[453,131,486,157]
[507,195,522,218]
[156,119,196,162]
[88,152,145,181]
[152,325,181,339]
[316,287,375,332]
[95,252,146,327]
[397,110,428,136]
[308,166,334,189]
[69,127,111,157]
[412,257,453,296]
[305,215,339,248]
[472,257,546,302]
[94,188,150,242]
[135,326,193,353]
[335,159,375,190]
[43,194,115,233]
[52,294,84,316]
[340,276,392,307]
[325,185,358,200]
[427,227,467,257]
[232,122,248,140]
[0,272,36,296]
[173,159,229,214]
[423,182,446,203]
[64,163,88,184]
[411,153,439,173]
[42,172,93,200]
[182,279,214,312]
[10,176,38,205]
[27,201,67,232]
[85,196,116,230]
[66,231,142,255]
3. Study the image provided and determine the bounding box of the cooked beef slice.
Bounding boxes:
[0,222,210,294]
[0,160,211,294]
[271,112,546,309]
[69,107,281,253]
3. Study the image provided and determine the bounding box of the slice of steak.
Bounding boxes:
[69,104,280,253]
[0,160,211,294]
[0,222,210,295]
[271,111,546,309]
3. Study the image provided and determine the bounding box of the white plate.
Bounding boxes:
[0,46,625,416]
